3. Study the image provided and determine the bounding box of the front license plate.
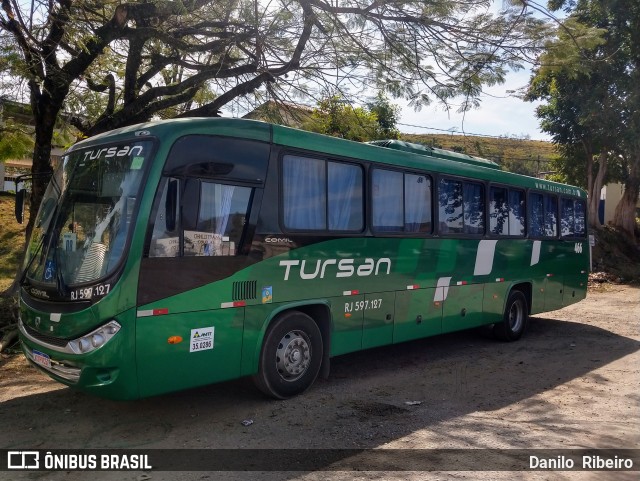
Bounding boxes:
[32,350,52,369]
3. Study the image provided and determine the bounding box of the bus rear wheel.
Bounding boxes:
[493,290,528,341]
[254,311,323,399]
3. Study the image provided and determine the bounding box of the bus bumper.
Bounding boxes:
[18,319,140,400]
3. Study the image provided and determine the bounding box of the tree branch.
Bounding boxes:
[1,0,45,79]
[41,0,72,69]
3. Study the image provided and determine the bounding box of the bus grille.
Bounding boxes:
[232,281,257,301]
[22,323,69,348]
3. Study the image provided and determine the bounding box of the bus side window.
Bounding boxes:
[489,187,509,235]
[560,198,575,237]
[372,169,403,231]
[438,178,485,236]
[575,200,586,236]
[183,181,252,256]
[372,169,431,233]
[282,155,363,232]
[463,181,485,235]
[149,178,180,257]
[328,162,364,231]
[544,195,558,237]
[438,179,463,234]
[282,156,326,230]
[508,189,525,236]
[405,173,432,233]
[528,193,544,237]
[561,197,586,238]
[489,187,525,237]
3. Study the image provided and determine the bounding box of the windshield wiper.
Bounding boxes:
[53,230,69,297]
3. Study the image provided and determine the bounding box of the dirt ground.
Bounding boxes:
[0,285,638,481]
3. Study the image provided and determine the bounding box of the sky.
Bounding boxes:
[397,0,551,142]
[397,68,548,141]
[221,1,554,141]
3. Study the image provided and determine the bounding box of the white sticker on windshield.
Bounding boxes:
[63,232,77,252]
[190,326,214,353]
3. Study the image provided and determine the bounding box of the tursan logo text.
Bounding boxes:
[82,145,144,161]
[279,258,391,281]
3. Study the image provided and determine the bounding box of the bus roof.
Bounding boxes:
[368,140,501,170]
[68,117,586,199]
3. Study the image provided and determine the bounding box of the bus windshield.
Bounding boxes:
[23,140,153,293]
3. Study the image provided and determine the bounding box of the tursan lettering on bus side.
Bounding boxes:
[82,145,144,161]
[279,258,392,280]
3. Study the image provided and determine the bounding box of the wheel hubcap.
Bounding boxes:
[276,330,311,382]
[509,299,524,332]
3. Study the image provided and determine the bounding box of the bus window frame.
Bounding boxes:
[184,178,256,256]
[487,182,527,239]
[526,190,559,240]
[144,175,259,259]
[435,174,486,239]
[144,133,270,258]
[279,150,366,235]
[369,165,434,237]
[53,136,159,289]
[559,196,588,240]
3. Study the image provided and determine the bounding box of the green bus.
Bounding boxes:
[16,118,589,400]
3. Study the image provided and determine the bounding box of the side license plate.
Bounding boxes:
[32,350,52,369]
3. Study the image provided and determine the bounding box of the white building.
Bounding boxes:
[600,183,640,225]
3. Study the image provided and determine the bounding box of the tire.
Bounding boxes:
[493,290,529,342]
[253,311,323,399]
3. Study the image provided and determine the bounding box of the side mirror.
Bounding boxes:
[165,179,178,231]
[15,188,26,224]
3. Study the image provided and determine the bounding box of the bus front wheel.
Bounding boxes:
[254,311,323,399]
[493,290,528,341]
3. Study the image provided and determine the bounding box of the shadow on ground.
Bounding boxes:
[0,313,638,472]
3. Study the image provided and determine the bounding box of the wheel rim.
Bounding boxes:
[275,330,312,382]
[508,298,524,332]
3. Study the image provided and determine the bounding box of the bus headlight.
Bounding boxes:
[91,334,105,347]
[68,321,121,355]
[79,338,91,352]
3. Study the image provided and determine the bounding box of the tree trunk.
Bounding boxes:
[586,150,607,229]
[612,152,640,240]
[25,85,62,236]
[2,127,55,297]
[3,97,60,297]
